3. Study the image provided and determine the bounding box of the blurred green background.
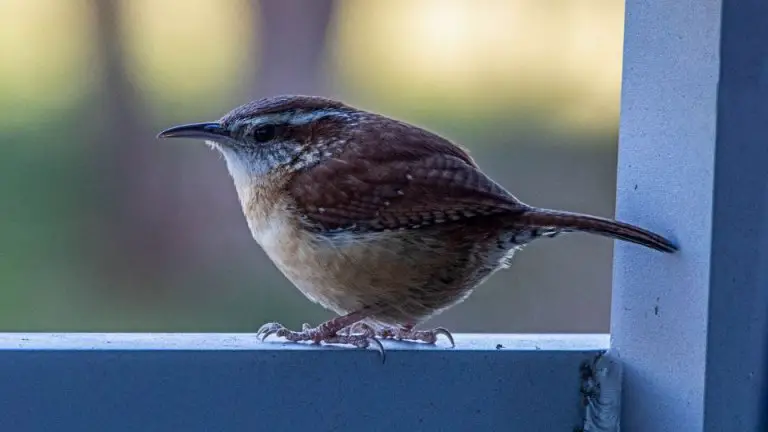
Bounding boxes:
[0,0,625,333]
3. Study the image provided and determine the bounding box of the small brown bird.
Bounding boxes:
[158,95,676,354]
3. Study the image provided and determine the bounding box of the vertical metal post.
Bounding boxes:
[611,0,768,430]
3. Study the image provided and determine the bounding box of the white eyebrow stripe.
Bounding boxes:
[246,109,349,127]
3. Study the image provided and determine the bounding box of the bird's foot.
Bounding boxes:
[382,325,455,347]
[342,323,455,347]
[256,313,384,359]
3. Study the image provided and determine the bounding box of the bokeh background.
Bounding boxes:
[0,0,625,333]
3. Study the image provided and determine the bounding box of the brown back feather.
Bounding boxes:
[287,114,526,233]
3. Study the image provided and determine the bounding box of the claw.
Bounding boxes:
[369,337,386,363]
[433,327,455,348]
[256,322,284,342]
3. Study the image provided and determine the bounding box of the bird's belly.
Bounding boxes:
[250,219,382,314]
[250,215,519,324]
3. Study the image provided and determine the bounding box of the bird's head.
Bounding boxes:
[158,95,359,188]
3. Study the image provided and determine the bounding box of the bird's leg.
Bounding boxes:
[256,310,383,353]
[371,324,456,347]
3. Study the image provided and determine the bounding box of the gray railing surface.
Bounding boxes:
[0,333,606,431]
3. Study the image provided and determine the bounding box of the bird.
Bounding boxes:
[158,95,677,356]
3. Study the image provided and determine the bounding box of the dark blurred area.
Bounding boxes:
[0,0,624,333]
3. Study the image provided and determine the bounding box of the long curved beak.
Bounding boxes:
[157,122,228,140]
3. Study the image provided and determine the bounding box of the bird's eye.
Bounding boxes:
[252,125,277,143]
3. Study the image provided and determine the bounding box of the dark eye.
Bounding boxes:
[252,125,277,143]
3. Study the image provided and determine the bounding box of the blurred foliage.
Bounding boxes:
[0,0,624,333]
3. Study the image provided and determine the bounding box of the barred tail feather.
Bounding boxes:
[517,208,678,253]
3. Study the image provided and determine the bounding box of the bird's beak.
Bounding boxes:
[157,122,228,140]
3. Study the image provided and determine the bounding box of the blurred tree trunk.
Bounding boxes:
[88,0,187,299]
[254,0,336,96]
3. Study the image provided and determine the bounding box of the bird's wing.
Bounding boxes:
[287,140,528,233]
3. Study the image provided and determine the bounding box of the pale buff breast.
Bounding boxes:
[244,199,418,316]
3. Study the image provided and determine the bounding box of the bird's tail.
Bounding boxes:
[516,208,677,253]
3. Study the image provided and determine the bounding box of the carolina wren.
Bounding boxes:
[159,95,676,355]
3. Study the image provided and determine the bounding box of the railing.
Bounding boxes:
[0,333,608,431]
